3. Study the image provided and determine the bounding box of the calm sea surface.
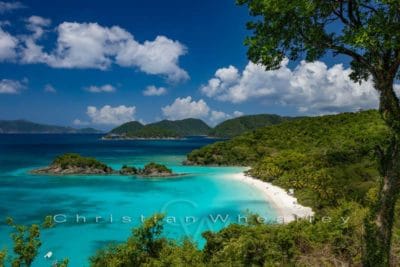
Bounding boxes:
[0,134,276,266]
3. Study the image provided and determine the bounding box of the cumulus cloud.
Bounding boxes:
[209,110,230,125]
[143,85,167,96]
[201,60,380,114]
[116,35,188,82]
[0,1,25,13]
[44,84,56,93]
[0,26,18,60]
[85,84,116,93]
[162,97,210,120]
[209,110,244,125]
[0,78,26,94]
[18,21,188,82]
[233,111,244,117]
[161,96,243,125]
[86,105,136,125]
[26,16,51,39]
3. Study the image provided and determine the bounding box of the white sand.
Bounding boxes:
[228,171,314,223]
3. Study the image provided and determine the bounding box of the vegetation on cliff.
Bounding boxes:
[209,114,293,138]
[187,110,388,210]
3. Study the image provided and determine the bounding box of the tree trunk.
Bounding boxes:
[363,78,400,267]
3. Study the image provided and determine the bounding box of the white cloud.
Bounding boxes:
[201,60,380,114]
[0,78,26,94]
[116,36,188,82]
[209,110,231,125]
[0,27,18,60]
[233,111,244,117]
[19,21,188,82]
[44,84,56,93]
[161,96,240,125]
[162,97,210,120]
[85,84,116,93]
[143,85,167,96]
[86,105,136,125]
[0,1,25,13]
[26,16,51,40]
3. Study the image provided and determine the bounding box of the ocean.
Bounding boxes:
[0,134,276,266]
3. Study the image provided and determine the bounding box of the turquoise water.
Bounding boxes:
[0,135,276,266]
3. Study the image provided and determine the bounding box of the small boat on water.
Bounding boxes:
[44,251,53,259]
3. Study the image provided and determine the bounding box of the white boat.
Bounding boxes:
[44,251,53,259]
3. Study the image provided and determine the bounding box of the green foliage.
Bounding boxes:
[110,121,144,135]
[237,0,400,83]
[142,163,172,175]
[54,259,69,267]
[200,201,366,266]
[6,217,41,267]
[90,214,205,267]
[150,239,204,267]
[90,214,169,267]
[0,249,6,267]
[133,125,181,138]
[210,114,293,138]
[120,165,138,174]
[108,118,211,138]
[90,204,368,266]
[148,118,211,136]
[187,110,389,211]
[42,215,54,229]
[53,153,112,172]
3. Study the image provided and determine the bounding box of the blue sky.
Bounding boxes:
[0,0,379,130]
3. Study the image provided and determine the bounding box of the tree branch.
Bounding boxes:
[326,42,373,72]
[359,3,378,13]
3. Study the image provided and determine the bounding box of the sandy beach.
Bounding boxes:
[228,171,314,223]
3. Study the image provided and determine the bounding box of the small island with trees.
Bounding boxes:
[31,153,177,178]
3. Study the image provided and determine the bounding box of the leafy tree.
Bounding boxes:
[90,214,168,267]
[0,249,6,267]
[53,153,112,172]
[54,258,69,267]
[141,163,172,176]
[6,217,41,267]
[237,1,400,265]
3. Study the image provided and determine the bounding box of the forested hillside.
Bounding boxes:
[210,114,292,138]
[186,110,388,210]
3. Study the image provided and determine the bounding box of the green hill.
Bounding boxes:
[130,125,180,138]
[109,121,144,136]
[147,118,211,136]
[107,118,211,138]
[0,120,102,134]
[210,114,293,138]
[186,110,389,210]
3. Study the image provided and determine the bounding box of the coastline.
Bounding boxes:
[227,171,314,223]
[101,136,186,141]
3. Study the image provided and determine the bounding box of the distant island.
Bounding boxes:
[120,162,175,177]
[31,153,177,177]
[104,118,210,139]
[103,114,294,140]
[0,120,102,134]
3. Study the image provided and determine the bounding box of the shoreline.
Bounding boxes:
[227,171,314,223]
